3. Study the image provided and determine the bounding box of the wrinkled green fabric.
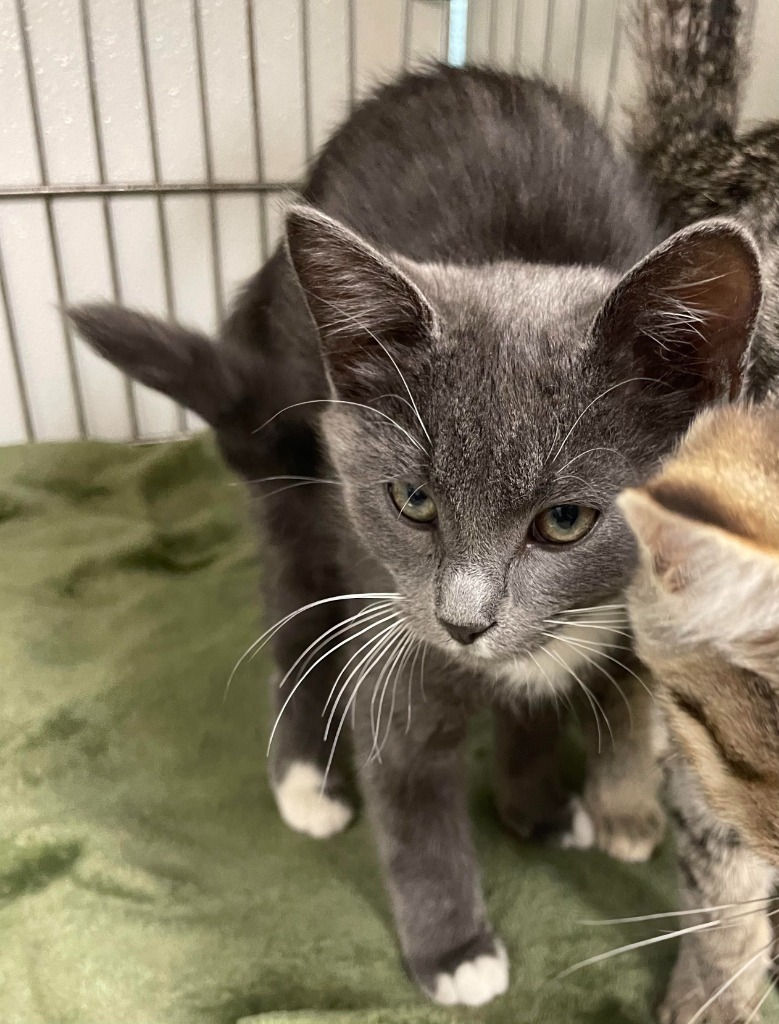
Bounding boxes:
[0,437,772,1024]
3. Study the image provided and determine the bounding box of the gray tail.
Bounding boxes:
[628,0,748,225]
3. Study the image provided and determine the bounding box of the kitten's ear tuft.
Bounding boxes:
[285,205,436,401]
[69,303,252,426]
[619,486,779,674]
[595,219,762,405]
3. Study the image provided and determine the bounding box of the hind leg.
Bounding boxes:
[493,699,579,844]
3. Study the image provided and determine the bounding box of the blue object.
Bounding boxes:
[447,0,469,66]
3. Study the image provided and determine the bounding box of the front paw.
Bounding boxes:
[586,796,666,863]
[413,936,509,1007]
[272,762,353,839]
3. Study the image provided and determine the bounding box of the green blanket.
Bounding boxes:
[0,438,768,1024]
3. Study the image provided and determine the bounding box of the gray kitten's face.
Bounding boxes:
[286,207,762,673]
[324,263,641,666]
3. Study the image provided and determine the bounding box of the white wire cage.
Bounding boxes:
[1,0,777,446]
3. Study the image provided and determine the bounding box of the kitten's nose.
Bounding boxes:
[438,618,496,646]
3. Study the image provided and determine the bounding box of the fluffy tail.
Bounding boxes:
[627,0,748,226]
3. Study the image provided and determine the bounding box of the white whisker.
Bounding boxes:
[225,590,401,700]
[323,622,406,790]
[582,896,779,927]
[253,398,425,452]
[559,908,777,981]
[744,977,775,1024]
[267,609,400,754]
[324,620,404,740]
[543,642,613,752]
[546,621,633,639]
[314,293,433,448]
[406,640,423,734]
[555,446,637,475]
[548,379,667,465]
[552,633,633,731]
[369,627,408,759]
[687,940,774,1024]
[289,602,395,689]
[376,630,417,760]
[553,632,654,703]
[557,918,728,980]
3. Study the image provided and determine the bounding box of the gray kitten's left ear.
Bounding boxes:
[285,205,437,401]
[594,219,762,404]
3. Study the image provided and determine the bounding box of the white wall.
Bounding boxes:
[0,0,777,445]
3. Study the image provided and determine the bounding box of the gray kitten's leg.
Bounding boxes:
[354,693,508,1007]
[661,762,775,1024]
[580,664,666,862]
[493,700,576,843]
[262,493,354,839]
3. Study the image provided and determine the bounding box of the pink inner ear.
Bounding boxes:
[661,232,762,400]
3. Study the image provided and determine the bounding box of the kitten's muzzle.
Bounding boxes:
[437,617,497,646]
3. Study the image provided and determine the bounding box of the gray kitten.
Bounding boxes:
[68,66,761,1005]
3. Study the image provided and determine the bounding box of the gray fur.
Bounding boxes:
[68,65,763,1002]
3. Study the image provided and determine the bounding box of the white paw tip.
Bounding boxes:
[607,835,656,864]
[559,798,595,850]
[432,942,509,1007]
[274,762,353,839]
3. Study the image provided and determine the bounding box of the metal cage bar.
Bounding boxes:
[1,0,774,445]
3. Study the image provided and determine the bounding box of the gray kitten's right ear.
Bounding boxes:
[68,304,253,426]
[284,205,437,402]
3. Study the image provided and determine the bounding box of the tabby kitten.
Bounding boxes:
[69,65,762,1004]
[620,406,779,1024]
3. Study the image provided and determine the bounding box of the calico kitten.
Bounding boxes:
[69,65,762,1004]
[619,406,779,1024]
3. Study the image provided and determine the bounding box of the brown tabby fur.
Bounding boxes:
[620,406,779,1023]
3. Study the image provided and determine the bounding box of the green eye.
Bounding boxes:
[388,480,438,524]
[532,504,599,545]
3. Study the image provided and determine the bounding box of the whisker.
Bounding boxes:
[226,591,401,700]
[687,939,775,1024]
[324,621,404,740]
[553,633,655,703]
[546,621,634,639]
[376,629,417,760]
[552,634,633,732]
[406,640,423,734]
[313,293,433,448]
[582,896,779,927]
[561,603,627,613]
[557,919,727,980]
[369,627,408,759]
[290,602,396,691]
[543,642,613,752]
[557,907,778,981]
[554,446,637,476]
[253,398,425,452]
[267,609,400,754]
[547,378,670,465]
[744,977,775,1024]
[322,618,402,722]
[323,622,406,790]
